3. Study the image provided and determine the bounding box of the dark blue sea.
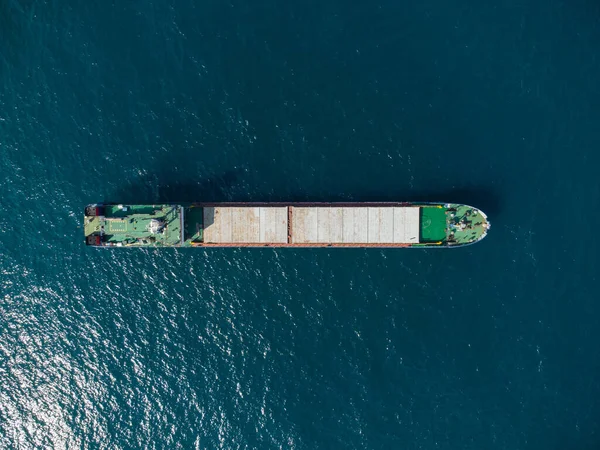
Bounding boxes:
[1,0,599,448]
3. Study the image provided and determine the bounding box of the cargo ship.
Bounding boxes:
[83,203,489,248]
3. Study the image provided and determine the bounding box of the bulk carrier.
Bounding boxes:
[84,203,489,248]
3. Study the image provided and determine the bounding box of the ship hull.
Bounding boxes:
[84,202,490,248]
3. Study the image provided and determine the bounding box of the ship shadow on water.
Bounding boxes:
[105,169,244,205]
[108,173,502,219]
[282,185,503,218]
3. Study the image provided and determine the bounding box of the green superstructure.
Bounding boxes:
[84,204,202,247]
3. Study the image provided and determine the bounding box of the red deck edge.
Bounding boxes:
[191,201,417,207]
[191,242,414,248]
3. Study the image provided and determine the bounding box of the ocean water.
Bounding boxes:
[1,0,599,448]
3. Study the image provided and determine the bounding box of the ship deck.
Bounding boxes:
[201,205,422,245]
[184,206,204,244]
[289,206,420,244]
[446,204,489,245]
[420,206,447,242]
[84,205,182,247]
[84,202,489,247]
[203,207,288,244]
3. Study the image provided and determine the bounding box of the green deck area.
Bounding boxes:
[418,203,490,246]
[446,204,489,246]
[84,205,183,247]
[184,206,203,243]
[105,204,157,217]
[420,206,448,243]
